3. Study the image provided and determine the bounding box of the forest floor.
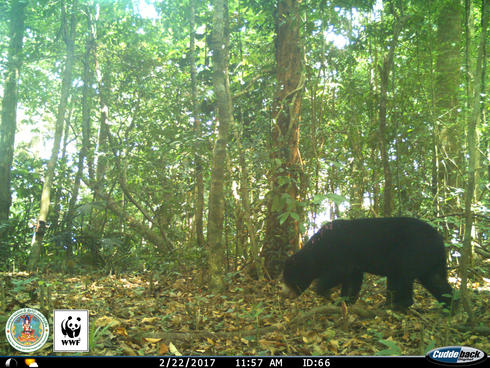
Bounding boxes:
[1,270,489,356]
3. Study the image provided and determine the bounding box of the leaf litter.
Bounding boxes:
[1,270,488,356]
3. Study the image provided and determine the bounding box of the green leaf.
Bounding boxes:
[326,193,349,206]
[278,212,289,225]
[375,339,402,356]
[271,195,283,212]
[312,194,327,205]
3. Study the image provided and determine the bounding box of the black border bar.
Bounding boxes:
[1,356,435,368]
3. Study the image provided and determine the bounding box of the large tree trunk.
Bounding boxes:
[29,0,77,269]
[207,0,233,291]
[0,0,26,239]
[264,0,305,278]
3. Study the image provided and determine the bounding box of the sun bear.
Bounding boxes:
[281,217,454,310]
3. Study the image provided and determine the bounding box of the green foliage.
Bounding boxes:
[89,324,112,352]
[376,339,402,356]
[0,0,486,282]
[11,276,39,294]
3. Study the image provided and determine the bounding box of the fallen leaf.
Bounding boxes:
[95,316,121,328]
[159,343,169,354]
[169,342,182,356]
[142,317,160,324]
[329,339,339,352]
[145,337,162,343]
[115,326,128,337]
[121,342,137,356]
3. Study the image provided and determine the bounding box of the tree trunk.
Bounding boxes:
[378,10,401,217]
[435,0,463,216]
[0,0,26,239]
[207,0,233,291]
[264,0,305,278]
[234,125,261,279]
[64,8,95,259]
[51,99,73,231]
[190,0,205,249]
[349,124,365,218]
[460,0,487,323]
[95,69,111,187]
[84,4,109,264]
[29,0,77,270]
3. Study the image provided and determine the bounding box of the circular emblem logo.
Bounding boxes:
[5,308,49,352]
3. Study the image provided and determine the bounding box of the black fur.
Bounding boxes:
[282,217,454,309]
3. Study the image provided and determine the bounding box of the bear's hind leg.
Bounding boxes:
[387,276,414,310]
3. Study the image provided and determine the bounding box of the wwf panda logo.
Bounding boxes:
[61,316,81,338]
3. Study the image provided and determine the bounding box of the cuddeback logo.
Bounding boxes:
[427,346,487,366]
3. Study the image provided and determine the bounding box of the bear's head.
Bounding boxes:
[281,253,316,298]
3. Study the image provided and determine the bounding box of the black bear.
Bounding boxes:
[61,316,81,338]
[281,217,454,310]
